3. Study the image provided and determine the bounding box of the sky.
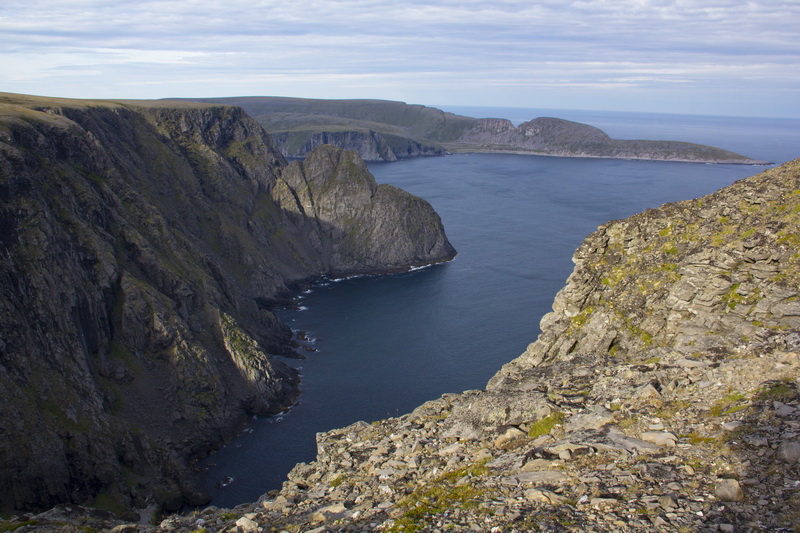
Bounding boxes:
[1,0,799,117]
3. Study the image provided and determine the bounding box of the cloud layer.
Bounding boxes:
[1,0,798,116]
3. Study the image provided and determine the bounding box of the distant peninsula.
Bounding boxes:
[181,97,769,165]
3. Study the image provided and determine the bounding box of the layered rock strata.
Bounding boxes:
[41,159,800,532]
[0,93,455,515]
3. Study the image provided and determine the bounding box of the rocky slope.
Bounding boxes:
[185,97,767,165]
[0,93,455,517]
[23,158,800,532]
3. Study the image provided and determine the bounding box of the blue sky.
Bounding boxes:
[1,0,798,117]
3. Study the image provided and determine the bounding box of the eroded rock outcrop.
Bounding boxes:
[0,93,455,515]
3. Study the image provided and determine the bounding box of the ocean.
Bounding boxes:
[202,107,800,508]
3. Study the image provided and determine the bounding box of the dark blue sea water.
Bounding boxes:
[202,108,800,508]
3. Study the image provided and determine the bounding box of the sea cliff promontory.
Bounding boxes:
[448,116,768,164]
[0,93,455,516]
[186,97,768,165]
[34,158,800,532]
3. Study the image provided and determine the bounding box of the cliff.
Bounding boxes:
[446,117,766,164]
[0,93,455,516]
[270,130,445,162]
[178,97,463,163]
[46,159,800,532]
[273,145,456,274]
[184,97,767,165]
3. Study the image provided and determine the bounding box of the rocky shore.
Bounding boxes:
[7,154,797,531]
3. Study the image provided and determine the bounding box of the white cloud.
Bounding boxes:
[0,0,798,116]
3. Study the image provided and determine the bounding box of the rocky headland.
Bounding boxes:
[445,116,769,164]
[15,158,800,532]
[186,97,768,165]
[0,93,455,517]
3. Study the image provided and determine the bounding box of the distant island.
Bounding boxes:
[181,97,770,165]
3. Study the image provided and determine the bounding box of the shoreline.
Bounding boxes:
[199,253,460,507]
[440,147,772,165]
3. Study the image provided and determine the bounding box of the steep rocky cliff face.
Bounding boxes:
[272,130,396,161]
[0,94,455,516]
[273,145,455,274]
[270,130,445,162]
[71,160,800,532]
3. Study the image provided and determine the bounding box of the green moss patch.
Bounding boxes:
[387,460,491,532]
[528,411,566,438]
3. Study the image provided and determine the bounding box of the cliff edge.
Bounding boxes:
[74,159,800,532]
[186,97,768,165]
[0,93,455,516]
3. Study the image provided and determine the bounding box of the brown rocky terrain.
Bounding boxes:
[0,93,455,517]
[13,158,799,532]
